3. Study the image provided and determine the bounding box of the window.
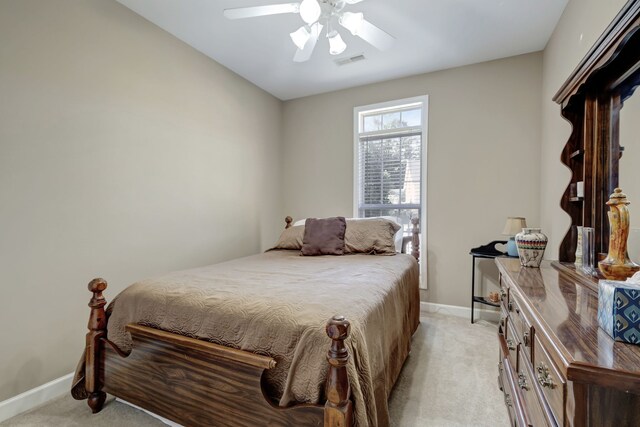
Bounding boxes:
[354,97,427,238]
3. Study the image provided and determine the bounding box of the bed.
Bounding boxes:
[72,217,421,427]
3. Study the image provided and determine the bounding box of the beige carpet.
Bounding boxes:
[2,313,509,427]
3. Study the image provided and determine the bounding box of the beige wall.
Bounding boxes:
[0,0,282,400]
[282,53,543,308]
[539,0,627,259]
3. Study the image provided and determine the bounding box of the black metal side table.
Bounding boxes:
[470,240,508,323]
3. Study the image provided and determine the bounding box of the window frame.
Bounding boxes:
[352,95,429,287]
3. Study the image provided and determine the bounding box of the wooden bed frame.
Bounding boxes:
[76,217,421,427]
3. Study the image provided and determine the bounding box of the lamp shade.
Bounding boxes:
[299,0,321,25]
[290,26,311,50]
[327,31,346,55]
[502,217,527,236]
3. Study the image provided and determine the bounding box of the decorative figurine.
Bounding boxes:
[598,188,640,280]
[488,291,500,303]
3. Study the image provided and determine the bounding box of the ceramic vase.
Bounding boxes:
[515,228,548,268]
[575,226,583,266]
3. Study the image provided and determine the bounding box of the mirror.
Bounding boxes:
[620,90,640,264]
[554,4,640,262]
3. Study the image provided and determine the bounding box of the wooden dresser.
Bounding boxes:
[495,258,640,426]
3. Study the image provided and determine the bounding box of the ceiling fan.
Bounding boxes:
[223,0,395,62]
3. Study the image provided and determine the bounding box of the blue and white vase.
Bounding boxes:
[515,228,548,268]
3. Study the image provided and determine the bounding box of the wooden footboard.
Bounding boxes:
[80,280,352,427]
[105,323,326,426]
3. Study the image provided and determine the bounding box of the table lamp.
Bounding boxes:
[503,217,527,257]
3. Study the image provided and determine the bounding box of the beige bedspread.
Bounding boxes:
[75,250,420,427]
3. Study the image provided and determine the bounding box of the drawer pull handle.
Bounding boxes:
[500,316,506,328]
[508,301,513,311]
[536,363,556,389]
[506,339,516,351]
[523,331,530,347]
[518,372,528,391]
[500,289,507,300]
[505,393,513,407]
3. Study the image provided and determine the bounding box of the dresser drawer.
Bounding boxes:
[502,356,529,427]
[506,320,519,371]
[500,277,509,312]
[517,357,555,427]
[534,338,566,426]
[508,293,521,330]
[500,309,508,334]
[500,359,517,426]
[516,310,533,363]
[498,329,507,393]
[508,293,535,364]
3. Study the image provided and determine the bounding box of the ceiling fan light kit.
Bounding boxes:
[290,25,312,50]
[299,0,322,25]
[293,22,323,62]
[224,0,395,62]
[327,30,347,55]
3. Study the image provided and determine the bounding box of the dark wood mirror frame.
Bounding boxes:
[554,0,640,262]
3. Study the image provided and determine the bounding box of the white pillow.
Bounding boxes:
[293,216,405,253]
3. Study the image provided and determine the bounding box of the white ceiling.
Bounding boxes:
[116,0,568,100]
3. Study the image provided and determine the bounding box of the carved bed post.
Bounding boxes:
[285,216,293,229]
[86,278,108,413]
[411,217,420,262]
[324,315,352,427]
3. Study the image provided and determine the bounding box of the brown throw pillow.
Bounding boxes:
[301,217,347,256]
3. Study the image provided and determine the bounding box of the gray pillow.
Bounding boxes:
[270,225,304,250]
[344,218,400,255]
[301,217,347,256]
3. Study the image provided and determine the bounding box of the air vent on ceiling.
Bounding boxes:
[334,54,366,66]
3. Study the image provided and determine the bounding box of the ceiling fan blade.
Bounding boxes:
[293,23,323,62]
[223,3,300,20]
[356,19,395,51]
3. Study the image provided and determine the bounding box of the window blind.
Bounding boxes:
[356,103,423,232]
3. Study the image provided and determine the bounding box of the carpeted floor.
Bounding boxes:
[2,312,509,427]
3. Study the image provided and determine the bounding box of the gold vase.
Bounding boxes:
[598,188,640,280]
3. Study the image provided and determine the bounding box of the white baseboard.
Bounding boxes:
[420,301,500,322]
[0,372,74,423]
